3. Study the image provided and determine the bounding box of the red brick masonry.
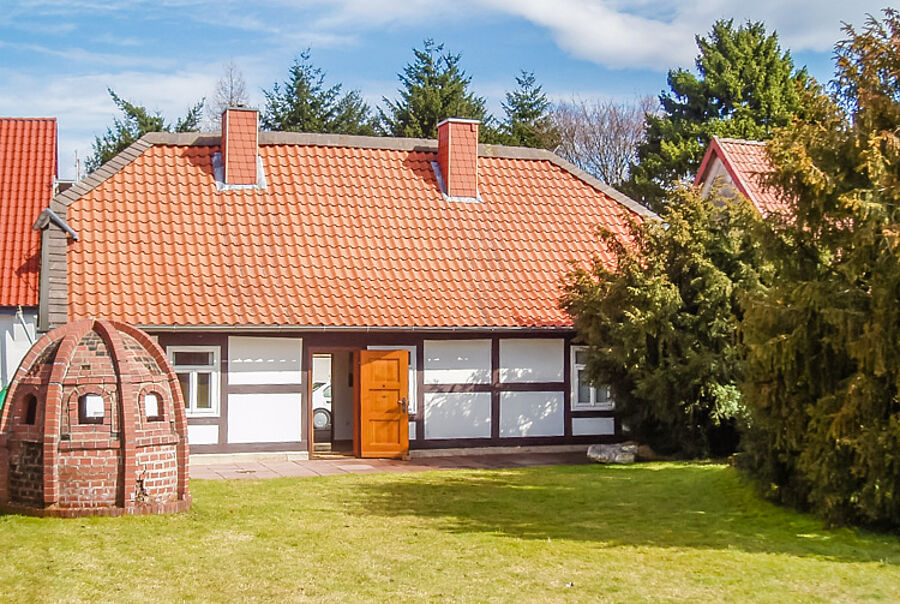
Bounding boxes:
[0,319,190,517]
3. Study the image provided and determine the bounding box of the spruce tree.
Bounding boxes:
[380,39,498,141]
[740,9,900,528]
[499,70,559,148]
[262,50,376,135]
[625,20,809,210]
[87,89,203,173]
[561,187,765,457]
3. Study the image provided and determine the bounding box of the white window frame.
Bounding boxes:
[570,346,615,411]
[168,346,221,417]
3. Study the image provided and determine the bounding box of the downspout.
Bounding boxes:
[16,306,35,345]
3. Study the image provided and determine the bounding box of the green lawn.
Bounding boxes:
[1,463,898,602]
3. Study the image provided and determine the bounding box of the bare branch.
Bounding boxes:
[552,96,657,187]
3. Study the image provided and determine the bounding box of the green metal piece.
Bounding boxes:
[0,386,6,412]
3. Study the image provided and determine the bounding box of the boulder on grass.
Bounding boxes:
[587,443,638,464]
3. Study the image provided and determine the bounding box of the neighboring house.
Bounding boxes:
[695,136,792,217]
[0,118,57,389]
[34,109,654,458]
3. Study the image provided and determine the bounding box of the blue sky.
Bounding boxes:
[0,0,888,179]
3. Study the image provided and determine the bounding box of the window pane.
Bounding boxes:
[173,351,213,366]
[597,385,609,403]
[577,369,593,404]
[575,350,588,365]
[84,394,104,418]
[196,373,212,409]
[177,373,191,408]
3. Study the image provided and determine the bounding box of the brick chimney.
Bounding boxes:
[437,118,479,199]
[221,107,259,186]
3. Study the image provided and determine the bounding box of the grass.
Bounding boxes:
[1,462,898,603]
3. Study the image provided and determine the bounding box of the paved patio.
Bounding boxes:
[190,451,590,480]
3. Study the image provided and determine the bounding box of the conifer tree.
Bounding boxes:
[625,20,809,210]
[380,39,498,141]
[87,89,203,173]
[740,9,900,528]
[499,70,558,148]
[262,50,376,135]
[562,188,765,457]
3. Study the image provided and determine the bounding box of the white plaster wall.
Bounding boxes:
[424,391,491,439]
[424,339,491,384]
[227,392,303,443]
[331,351,354,441]
[499,338,564,383]
[572,417,615,436]
[369,345,418,414]
[409,421,417,441]
[499,391,564,437]
[312,355,332,384]
[0,309,37,389]
[187,424,219,445]
[228,336,303,385]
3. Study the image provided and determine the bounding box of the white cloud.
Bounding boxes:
[0,68,219,179]
[478,0,888,71]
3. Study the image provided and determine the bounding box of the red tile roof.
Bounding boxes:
[695,137,792,217]
[62,133,650,329]
[0,118,57,307]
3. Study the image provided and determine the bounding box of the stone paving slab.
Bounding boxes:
[190,452,589,480]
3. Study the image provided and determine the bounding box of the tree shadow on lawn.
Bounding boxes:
[343,462,900,565]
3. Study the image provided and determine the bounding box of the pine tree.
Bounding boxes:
[499,71,558,148]
[380,39,498,141]
[740,9,900,528]
[87,89,203,173]
[625,20,809,210]
[261,50,376,135]
[561,187,765,457]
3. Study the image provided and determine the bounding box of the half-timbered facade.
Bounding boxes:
[35,109,654,458]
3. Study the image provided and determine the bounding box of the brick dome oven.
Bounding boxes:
[0,319,190,517]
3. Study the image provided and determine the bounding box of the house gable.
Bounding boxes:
[695,137,793,218]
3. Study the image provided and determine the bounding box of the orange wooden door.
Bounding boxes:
[358,350,409,459]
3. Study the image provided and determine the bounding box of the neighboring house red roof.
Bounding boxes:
[53,132,652,329]
[694,137,792,217]
[0,118,56,307]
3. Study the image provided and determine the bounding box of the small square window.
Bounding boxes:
[79,394,105,424]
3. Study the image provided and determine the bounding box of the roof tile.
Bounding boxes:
[700,137,792,217]
[0,118,56,307]
[66,140,642,328]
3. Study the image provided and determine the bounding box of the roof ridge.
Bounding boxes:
[49,130,656,221]
[714,136,766,146]
[0,117,57,122]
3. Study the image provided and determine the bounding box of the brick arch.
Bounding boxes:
[0,319,190,517]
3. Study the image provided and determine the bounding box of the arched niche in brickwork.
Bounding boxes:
[0,319,190,517]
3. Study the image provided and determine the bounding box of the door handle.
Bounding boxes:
[398,397,408,414]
